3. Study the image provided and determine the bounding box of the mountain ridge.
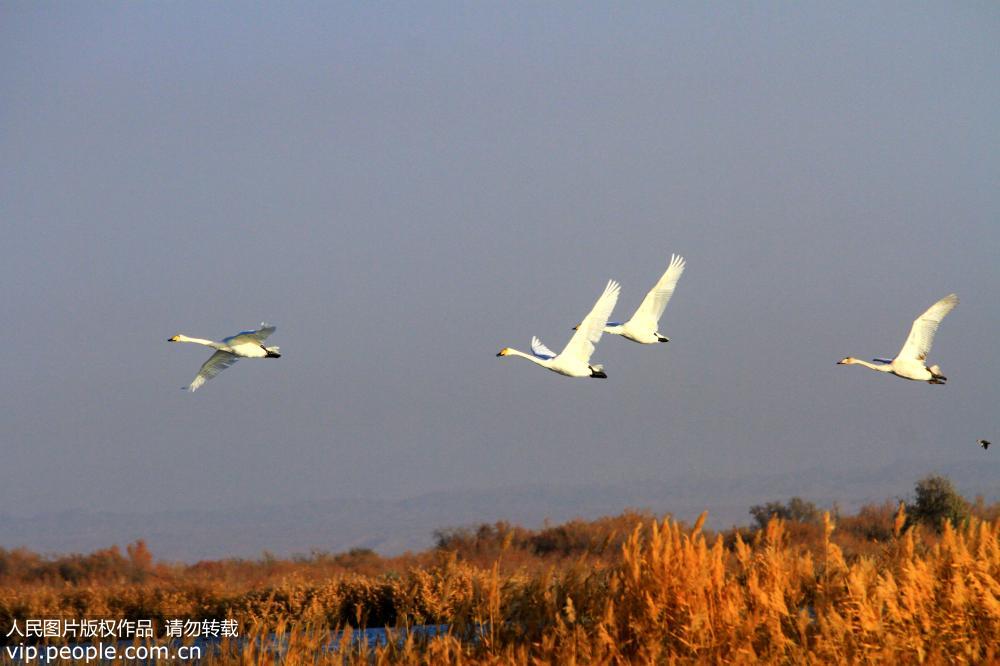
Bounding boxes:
[3,458,995,561]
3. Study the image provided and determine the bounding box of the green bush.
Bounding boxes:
[907,474,969,531]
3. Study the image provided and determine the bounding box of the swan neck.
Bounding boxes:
[507,348,549,366]
[856,359,892,372]
[177,335,222,348]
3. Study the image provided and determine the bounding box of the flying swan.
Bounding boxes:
[168,323,281,391]
[498,280,620,378]
[590,254,686,344]
[838,294,958,384]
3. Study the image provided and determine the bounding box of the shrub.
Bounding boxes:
[907,474,969,531]
[749,496,820,529]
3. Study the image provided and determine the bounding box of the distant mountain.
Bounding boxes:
[2,458,996,561]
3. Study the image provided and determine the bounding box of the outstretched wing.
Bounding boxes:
[531,336,557,360]
[895,294,958,361]
[559,280,621,363]
[223,322,276,345]
[629,254,686,327]
[188,350,240,392]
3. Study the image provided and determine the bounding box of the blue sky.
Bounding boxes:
[1,3,998,519]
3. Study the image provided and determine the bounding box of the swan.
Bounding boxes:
[168,323,281,391]
[588,254,686,344]
[838,294,958,384]
[979,439,991,451]
[497,280,620,378]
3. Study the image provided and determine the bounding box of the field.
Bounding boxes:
[1,485,998,664]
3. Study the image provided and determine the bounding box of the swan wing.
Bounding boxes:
[223,322,276,345]
[531,336,557,360]
[629,254,686,327]
[188,350,240,392]
[895,294,958,361]
[559,279,621,362]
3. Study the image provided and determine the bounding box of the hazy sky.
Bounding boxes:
[2,3,998,518]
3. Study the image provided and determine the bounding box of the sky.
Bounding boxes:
[1,3,998,521]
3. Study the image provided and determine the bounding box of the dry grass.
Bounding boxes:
[2,504,998,664]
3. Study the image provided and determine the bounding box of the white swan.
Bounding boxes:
[594,254,686,344]
[497,280,620,378]
[168,323,281,391]
[838,294,958,384]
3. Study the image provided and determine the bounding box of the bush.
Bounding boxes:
[749,496,820,530]
[907,474,969,531]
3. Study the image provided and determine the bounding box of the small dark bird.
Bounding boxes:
[979,439,991,451]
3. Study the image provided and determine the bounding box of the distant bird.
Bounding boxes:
[589,254,686,344]
[168,323,281,392]
[838,294,958,384]
[498,280,620,378]
[980,439,991,451]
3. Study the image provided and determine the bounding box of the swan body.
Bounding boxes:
[602,254,686,344]
[838,294,957,384]
[168,323,281,391]
[498,280,620,378]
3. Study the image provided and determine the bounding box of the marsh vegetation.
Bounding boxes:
[1,476,997,664]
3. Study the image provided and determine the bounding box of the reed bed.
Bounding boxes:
[2,505,998,664]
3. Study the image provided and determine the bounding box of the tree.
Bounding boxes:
[126,539,153,582]
[749,497,820,530]
[907,474,969,531]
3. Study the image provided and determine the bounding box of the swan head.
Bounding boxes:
[496,348,510,357]
[837,357,856,365]
[168,334,181,342]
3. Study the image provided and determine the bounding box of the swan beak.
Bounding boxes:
[836,359,846,365]
[571,325,579,331]
[168,335,179,342]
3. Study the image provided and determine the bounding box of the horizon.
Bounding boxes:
[5,455,995,561]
